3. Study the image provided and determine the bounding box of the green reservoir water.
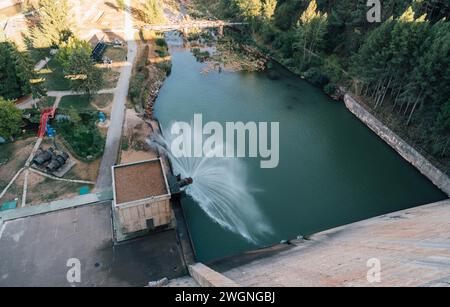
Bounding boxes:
[154,36,447,263]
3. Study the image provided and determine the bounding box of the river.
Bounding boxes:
[153,32,447,263]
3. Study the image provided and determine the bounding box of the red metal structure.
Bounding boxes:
[37,108,56,138]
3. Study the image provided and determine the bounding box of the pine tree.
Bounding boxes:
[0,98,23,140]
[31,0,71,49]
[142,0,166,24]
[233,0,262,21]
[0,41,45,99]
[262,0,277,21]
[59,39,104,96]
[294,0,328,63]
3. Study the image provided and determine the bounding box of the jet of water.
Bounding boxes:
[148,130,273,244]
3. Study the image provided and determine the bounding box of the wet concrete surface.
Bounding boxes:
[0,202,187,287]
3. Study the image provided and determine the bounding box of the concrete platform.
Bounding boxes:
[0,202,187,287]
[213,199,450,287]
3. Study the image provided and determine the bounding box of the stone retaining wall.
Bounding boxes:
[344,94,450,197]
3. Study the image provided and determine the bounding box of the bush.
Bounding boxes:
[192,48,210,62]
[0,98,23,140]
[324,83,337,95]
[155,49,169,57]
[155,38,168,48]
[304,68,329,88]
[156,61,172,76]
[187,33,200,41]
[137,46,150,71]
[129,68,149,104]
[56,112,104,159]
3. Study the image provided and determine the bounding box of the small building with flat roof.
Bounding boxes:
[112,158,172,235]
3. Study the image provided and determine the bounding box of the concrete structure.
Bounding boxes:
[214,199,450,287]
[344,94,450,196]
[0,201,187,287]
[189,263,239,287]
[112,159,172,234]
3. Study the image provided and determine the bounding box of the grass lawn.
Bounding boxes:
[102,68,121,88]
[59,95,95,111]
[104,46,127,62]
[59,94,114,111]
[37,59,71,91]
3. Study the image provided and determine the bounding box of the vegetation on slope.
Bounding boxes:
[193,0,450,170]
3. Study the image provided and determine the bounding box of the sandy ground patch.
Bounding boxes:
[121,150,157,164]
[120,109,158,164]
[0,138,100,207]
[0,138,35,190]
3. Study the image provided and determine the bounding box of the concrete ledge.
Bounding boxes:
[344,94,450,197]
[220,199,450,286]
[0,190,113,222]
[189,263,239,287]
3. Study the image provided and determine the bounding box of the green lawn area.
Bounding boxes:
[59,95,95,111]
[37,59,71,91]
[59,94,113,111]
[36,58,119,91]
[104,46,127,62]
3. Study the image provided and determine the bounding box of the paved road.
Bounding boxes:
[95,0,137,190]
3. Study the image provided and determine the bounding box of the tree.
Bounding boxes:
[293,0,328,63]
[0,41,46,100]
[262,0,277,21]
[56,37,92,69]
[233,0,262,21]
[31,0,71,49]
[116,0,125,11]
[58,38,104,96]
[141,0,166,24]
[0,98,23,140]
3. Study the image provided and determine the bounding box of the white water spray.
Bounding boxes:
[148,129,273,244]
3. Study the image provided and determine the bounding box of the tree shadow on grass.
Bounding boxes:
[104,1,148,24]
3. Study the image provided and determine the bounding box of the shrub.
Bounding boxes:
[155,38,168,47]
[192,48,210,62]
[304,68,329,88]
[156,61,172,76]
[324,83,337,95]
[56,112,104,159]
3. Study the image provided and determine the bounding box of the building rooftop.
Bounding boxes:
[112,159,169,205]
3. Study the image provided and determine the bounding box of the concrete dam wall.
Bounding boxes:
[218,199,450,286]
[344,94,450,197]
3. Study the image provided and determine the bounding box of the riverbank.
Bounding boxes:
[243,35,449,185]
[129,29,172,118]
[344,94,450,197]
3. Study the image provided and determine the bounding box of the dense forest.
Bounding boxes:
[194,0,450,170]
